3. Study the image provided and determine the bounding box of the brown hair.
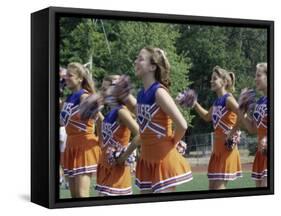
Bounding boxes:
[144,47,171,88]
[103,75,123,105]
[256,62,267,75]
[67,62,95,94]
[103,75,120,84]
[213,65,236,93]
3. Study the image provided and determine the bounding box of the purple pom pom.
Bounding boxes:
[79,94,104,121]
[107,146,136,166]
[176,88,197,108]
[238,88,256,114]
[225,131,241,150]
[176,140,187,155]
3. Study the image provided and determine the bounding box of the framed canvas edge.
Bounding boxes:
[31,6,274,209]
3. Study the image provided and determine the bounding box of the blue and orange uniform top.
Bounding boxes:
[95,105,133,196]
[60,89,101,177]
[208,93,242,180]
[135,82,192,193]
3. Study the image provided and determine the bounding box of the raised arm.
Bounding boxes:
[80,93,89,103]
[193,101,213,122]
[227,96,241,132]
[226,93,257,134]
[224,96,243,146]
[238,112,257,134]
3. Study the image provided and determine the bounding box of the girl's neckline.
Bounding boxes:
[216,92,229,99]
[143,81,158,94]
[71,88,83,94]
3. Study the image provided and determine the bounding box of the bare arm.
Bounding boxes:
[59,98,65,110]
[118,108,139,135]
[226,96,241,137]
[96,112,104,145]
[238,112,257,134]
[80,93,104,142]
[80,93,89,103]
[156,88,187,145]
[193,101,213,122]
[124,94,137,114]
[227,96,255,133]
[116,107,141,164]
[225,94,257,134]
[226,95,240,115]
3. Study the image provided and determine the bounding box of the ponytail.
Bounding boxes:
[213,66,235,93]
[227,72,235,93]
[67,62,95,94]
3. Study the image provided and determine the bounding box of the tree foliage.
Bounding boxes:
[59,18,267,132]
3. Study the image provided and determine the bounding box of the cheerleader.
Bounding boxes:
[118,47,193,193]
[180,66,242,190]
[60,62,101,198]
[238,63,268,187]
[94,75,139,196]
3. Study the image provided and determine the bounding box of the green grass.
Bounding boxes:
[60,172,256,199]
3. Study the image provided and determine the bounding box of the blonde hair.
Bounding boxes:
[256,62,267,75]
[67,62,95,94]
[213,65,235,93]
[144,47,171,88]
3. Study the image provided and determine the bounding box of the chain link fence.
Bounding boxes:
[183,131,257,166]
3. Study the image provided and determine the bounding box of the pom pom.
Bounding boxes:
[107,145,136,166]
[225,130,241,150]
[106,146,119,166]
[104,84,121,107]
[176,88,197,108]
[79,94,104,121]
[238,88,256,114]
[125,152,136,166]
[176,140,187,155]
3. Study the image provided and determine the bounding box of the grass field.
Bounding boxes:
[59,172,256,199]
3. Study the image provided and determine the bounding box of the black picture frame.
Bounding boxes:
[31,6,274,208]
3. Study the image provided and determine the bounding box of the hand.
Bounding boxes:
[175,88,197,108]
[107,146,121,166]
[176,140,187,155]
[117,149,136,166]
[258,136,267,155]
[116,152,126,165]
[225,131,241,150]
[107,146,136,166]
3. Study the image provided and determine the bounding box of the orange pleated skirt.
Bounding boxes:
[252,150,267,180]
[207,134,242,180]
[63,134,101,177]
[135,138,192,193]
[96,163,132,196]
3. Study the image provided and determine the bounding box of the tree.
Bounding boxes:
[59,18,194,124]
[176,25,267,133]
